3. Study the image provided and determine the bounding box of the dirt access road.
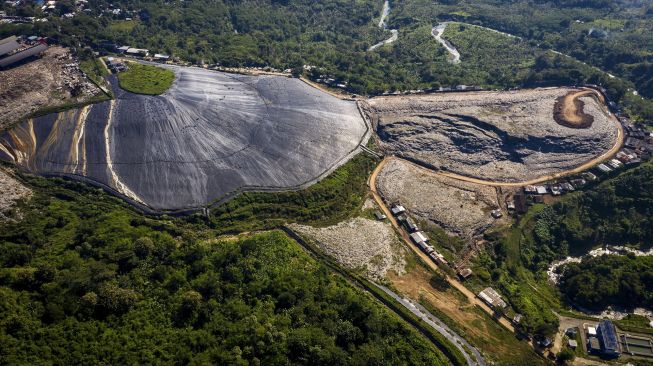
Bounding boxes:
[368,158,518,333]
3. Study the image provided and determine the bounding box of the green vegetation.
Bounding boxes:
[117,62,175,95]
[0,176,452,364]
[529,161,653,262]
[80,57,109,87]
[559,255,653,311]
[209,153,378,233]
[2,0,651,122]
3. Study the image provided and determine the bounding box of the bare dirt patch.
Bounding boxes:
[553,90,597,128]
[376,158,501,239]
[389,266,540,365]
[0,168,31,221]
[364,87,619,182]
[291,217,407,280]
[0,46,100,130]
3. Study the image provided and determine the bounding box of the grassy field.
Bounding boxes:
[117,62,175,95]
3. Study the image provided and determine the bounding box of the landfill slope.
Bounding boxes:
[364,88,619,182]
[0,66,368,211]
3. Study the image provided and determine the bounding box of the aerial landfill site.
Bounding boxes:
[363,87,619,182]
[0,65,369,212]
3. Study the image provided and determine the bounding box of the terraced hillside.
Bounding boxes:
[364,87,620,182]
[0,65,368,212]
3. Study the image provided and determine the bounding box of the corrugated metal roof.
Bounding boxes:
[0,43,47,68]
[0,40,20,57]
[0,35,17,45]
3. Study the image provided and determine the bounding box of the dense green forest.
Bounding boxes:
[559,255,653,311]
[526,161,653,271]
[2,0,653,120]
[0,175,451,365]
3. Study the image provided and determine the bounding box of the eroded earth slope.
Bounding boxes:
[364,88,619,182]
[0,66,368,211]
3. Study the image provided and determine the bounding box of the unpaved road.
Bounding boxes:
[369,0,398,51]
[374,283,487,366]
[432,23,461,64]
[368,158,518,333]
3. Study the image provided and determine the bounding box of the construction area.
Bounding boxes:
[363,87,620,182]
[0,43,100,130]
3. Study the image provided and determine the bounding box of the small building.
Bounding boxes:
[429,251,448,266]
[568,339,578,349]
[0,37,20,57]
[513,313,522,324]
[125,47,149,57]
[597,319,621,357]
[154,53,169,61]
[418,242,434,254]
[587,326,597,337]
[566,327,578,338]
[588,337,601,353]
[550,185,562,196]
[410,231,428,245]
[116,45,130,53]
[506,201,515,211]
[608,159,623,169]
[391,204,406,216]
[560,182,574,192]
[535,185,548,195]
[0,43,47,68]
[404,217,418,232]
[373,210,387,221]
[491,209,502,219]
[597,164,612,174]
[570,179,586,189]
[478,287,507,309]
[458,268,473,280]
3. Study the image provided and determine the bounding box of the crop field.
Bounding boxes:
[0,65,368,212]
[364,87,620,182]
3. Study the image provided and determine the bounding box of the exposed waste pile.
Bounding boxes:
[0,46,99,130]
[363,88,619,182]
[0,66,368,212]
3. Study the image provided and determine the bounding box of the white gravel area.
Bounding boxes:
[291,217,407,280]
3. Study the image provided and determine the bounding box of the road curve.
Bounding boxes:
[432,23,461,64]
[374,283,487,366]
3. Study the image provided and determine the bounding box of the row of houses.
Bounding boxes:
[387,204,453,270]
[0,35,48,69]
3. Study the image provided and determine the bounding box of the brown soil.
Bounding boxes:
[553,90,598,129]
[0,46,100,130]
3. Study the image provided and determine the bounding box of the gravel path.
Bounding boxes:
[369,0,399,51]
[432,23,461,64]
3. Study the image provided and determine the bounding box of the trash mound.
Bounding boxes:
[364,87,619,182]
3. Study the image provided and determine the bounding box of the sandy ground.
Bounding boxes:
[376,158,502,239]
[291,216,407,280]
[0,46,100,130]
[0,168,31,220]
[365,87,620,182]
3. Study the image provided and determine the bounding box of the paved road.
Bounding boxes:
[374,283,487,366]
[368,158,518,333]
